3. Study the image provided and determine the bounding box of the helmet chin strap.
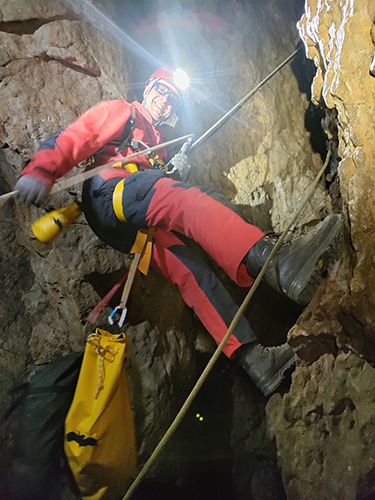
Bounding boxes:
[148,109,179,128]
[160,112,179,127]
[143,81,154,100]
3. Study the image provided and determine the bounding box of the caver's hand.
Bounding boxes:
[169,153,191,181]
[15,175,50,206]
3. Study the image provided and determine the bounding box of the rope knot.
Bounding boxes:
[87,333,119,399]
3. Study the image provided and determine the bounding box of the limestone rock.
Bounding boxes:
[2,0,365,497]
[0,0,67,22]
[264,2,375,498]
[0,19,130,170]
[297,0,375,350]
[267,353,375,500]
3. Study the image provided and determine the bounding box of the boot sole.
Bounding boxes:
[287,215,344,306]
[260,353,296,397]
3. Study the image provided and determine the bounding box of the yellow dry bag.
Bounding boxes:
[64,328,137,499]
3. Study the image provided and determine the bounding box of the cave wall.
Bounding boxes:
[2,0,372,499]
[267,1,375,499]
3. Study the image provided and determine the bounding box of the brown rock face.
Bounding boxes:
[267,352,375,500]
[266,1,375,499]
[296,0,375,360]
[3,0,375,498]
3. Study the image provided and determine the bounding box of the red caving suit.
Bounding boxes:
[21,99,265,357]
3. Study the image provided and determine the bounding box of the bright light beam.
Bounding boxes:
[188,84,254,132]
[63,0,161,67]
[64,2,254,133]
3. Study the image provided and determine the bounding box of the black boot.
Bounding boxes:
[234,342,295,396]
[246,214,343,306]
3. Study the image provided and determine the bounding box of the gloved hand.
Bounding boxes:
[169,153,191,182]
[15,175,50,206]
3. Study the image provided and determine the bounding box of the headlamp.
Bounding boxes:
[173,68,190,91]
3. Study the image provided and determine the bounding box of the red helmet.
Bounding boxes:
[144,65,189,104]
[146,66,176,85]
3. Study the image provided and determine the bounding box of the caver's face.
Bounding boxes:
[144,82,179,122]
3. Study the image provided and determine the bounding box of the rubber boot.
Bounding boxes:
[234,342,295,396]
[245,214,343,306]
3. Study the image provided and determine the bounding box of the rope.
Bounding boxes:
[87,333,119,399]
[122,149,331,500]
[0,134,194,208]
[190,45,302,152]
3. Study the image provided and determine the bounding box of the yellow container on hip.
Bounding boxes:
[32,201,82,243]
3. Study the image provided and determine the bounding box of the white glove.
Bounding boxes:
[169,153,191,182]
[15,175,50,206]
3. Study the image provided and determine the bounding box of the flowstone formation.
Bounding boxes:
[267,1,375,498]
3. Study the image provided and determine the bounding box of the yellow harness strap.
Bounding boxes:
[109,228,153,327]
[113,178,127,222]
[128,228,154,277]
[111,164,153,321]
[111,163,153,275]
[112,162,139,222]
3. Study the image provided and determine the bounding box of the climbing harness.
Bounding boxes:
[77,105,136,170]
[91,134,194,329]
[26,134,193,244]
[117,104,136,153]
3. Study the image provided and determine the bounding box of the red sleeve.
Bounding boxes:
[21,100,133,187]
